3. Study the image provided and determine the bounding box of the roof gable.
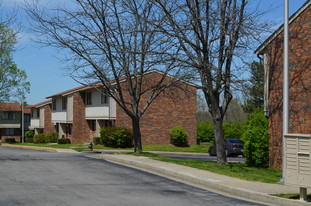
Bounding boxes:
[255,0,311,54]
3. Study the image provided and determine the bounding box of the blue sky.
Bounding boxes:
[3,0,308,105]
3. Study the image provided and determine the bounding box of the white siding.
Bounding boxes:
[67,95,73,122]
[30,119,40,128]
[109,96,116,118]
[52,97,67,122]
[85,90,116,119]
[39,107,45,127]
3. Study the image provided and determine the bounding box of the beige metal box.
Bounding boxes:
[285,134,311,187]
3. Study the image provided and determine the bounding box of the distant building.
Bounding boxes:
[0,102,31,142]
[29,71,197,145]
[28,100,53,135]
[255,1,311,168]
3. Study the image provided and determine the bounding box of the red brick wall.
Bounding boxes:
[0,129,21,142]
[72,92,91,143]
[267,5,311,168]
[44,104,55,134]
[116,72,197,145]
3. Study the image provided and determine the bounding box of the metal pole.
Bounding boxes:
[21,101,25,143]
[282,0,289,182]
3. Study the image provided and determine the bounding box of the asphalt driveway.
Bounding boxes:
[0,147,263,206]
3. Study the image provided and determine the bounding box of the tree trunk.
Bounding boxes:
[132,117,143,153]
[213,117,227,165]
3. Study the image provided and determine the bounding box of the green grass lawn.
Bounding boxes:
[127,152,282,184]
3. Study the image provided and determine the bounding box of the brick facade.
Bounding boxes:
[43,104,55,134]
[115,72,197,145]
[257,3,311,168]
[72,92,91,143]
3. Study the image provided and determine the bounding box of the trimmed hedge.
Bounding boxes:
[170,126,188,147]
[33,134,47,144]
[57,138,71,144]
[5,138,16,144]
[46,132,58,143]
[100,127,133,148]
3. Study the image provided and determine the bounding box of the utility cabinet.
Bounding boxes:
[284,134,311,187]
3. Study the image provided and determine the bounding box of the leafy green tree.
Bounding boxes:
[243,61,264,113]
[242,110,269,168]
[197,122,214,143]
[223,121,246,140]
[0,23,30,102]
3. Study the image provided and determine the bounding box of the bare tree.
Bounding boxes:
[152,0,270,164]
[26,0,191,152]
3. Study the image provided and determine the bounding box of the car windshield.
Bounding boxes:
[227,139,243,144]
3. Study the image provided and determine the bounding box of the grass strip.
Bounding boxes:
[127,152,282,184]
[274,193,311,200]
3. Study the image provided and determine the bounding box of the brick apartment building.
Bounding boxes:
[29,100,54,135]
[255,1,311,168]
[30,71,197,145]
[0,102,31,142]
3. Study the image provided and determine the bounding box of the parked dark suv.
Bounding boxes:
[208,139,244,157]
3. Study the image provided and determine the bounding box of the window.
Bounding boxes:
[101,90,108,104]
[2,112,16,120]
[86,92,92,105]
[52,99,57,110]
[36,109,40,118]
[24,114,31,122]
[4,129,15,136]
[62,97,67,110]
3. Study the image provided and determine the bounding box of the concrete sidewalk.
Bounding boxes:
[1,144,310,205]
[96,153,311,206]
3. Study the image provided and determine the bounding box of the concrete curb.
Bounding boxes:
[0,144,78,153]
[99,154,311,206]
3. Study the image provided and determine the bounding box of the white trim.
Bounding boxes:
[85,117,116,120]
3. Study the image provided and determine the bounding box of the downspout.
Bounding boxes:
[257,54,263,63]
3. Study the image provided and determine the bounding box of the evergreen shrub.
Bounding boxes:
[33,134,47,144]
[242,110,269,168]
[25,130,34,143]
[46,132,58,143]
[57,138,71,144]
[170,126,188,147]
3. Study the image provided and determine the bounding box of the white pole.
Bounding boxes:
[282,0,289,182]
